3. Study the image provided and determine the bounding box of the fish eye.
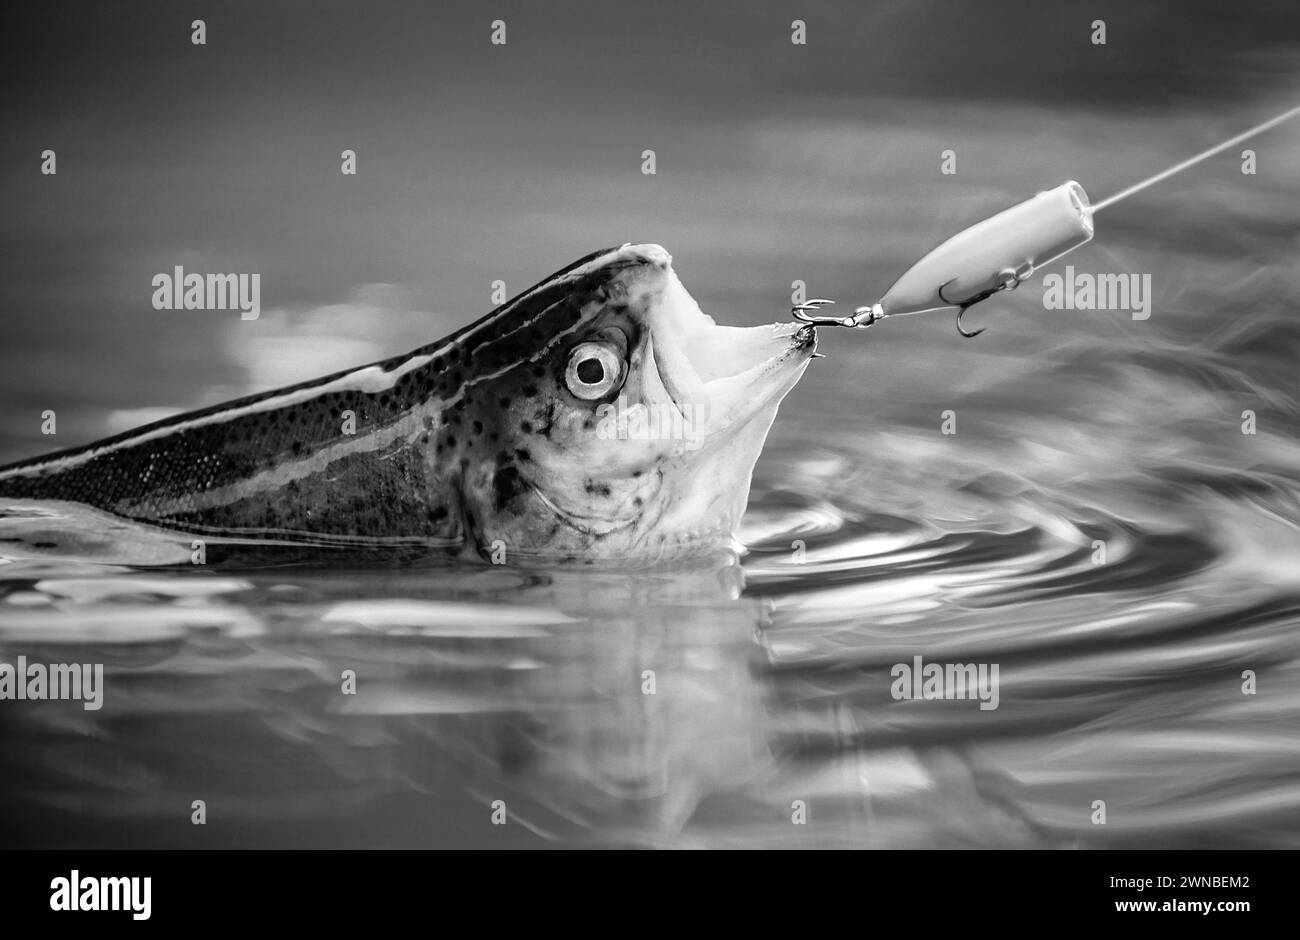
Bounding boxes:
[564,342,624,400]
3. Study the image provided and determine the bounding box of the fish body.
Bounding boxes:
[0,245,815,563]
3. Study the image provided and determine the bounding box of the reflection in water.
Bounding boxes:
[3,316,1299,848]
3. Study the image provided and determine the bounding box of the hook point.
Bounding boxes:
[956,306,985,338]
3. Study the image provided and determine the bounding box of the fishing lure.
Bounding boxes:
[795,104,1300,338]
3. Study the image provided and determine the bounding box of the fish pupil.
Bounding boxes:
[576,359,604,384]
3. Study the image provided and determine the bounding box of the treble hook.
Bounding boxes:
[792,299,884,329]
[938,280,999,338]
[937,265,1030,339]
[791,298,856,328]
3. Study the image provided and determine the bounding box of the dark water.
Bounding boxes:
[2,305,1299,848]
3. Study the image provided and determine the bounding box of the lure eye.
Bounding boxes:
[564,342,624,400]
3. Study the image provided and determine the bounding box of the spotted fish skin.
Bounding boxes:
[0,245,816,563]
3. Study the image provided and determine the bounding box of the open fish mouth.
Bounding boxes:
[629,246,817,440]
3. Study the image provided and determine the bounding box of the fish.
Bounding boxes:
[0,244,816,564]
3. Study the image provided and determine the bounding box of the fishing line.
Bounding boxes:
[1091,103,1300,212]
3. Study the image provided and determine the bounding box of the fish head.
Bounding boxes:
[448,244,816,564]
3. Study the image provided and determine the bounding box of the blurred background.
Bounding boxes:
[1,0,1298,848]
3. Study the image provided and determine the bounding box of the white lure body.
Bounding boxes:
[875,181,1095,316]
